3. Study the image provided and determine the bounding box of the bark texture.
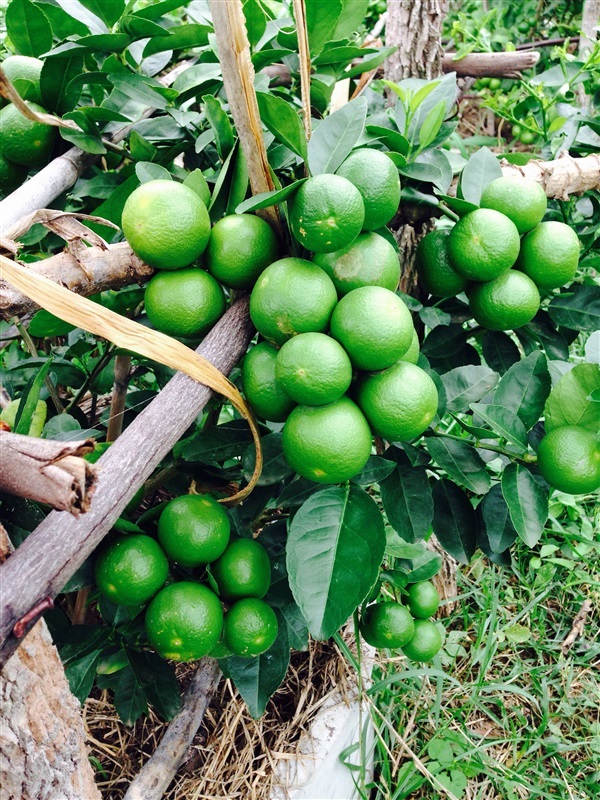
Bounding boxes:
[0,242,154,318]
[0,297,254,665]
[0,526,101,800]
[441,50,540,78]
[123,659,222,800]
[0,432,96,514]
[500,152,600,200]
[384,0,449,81]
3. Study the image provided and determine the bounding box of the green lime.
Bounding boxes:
[242,341,296,422]
[406,581,440,619]
[519,130,536,144]
[516,221,580,290]
[448,209,520,281]
[511,124,522,138]
[469,270,540,331]
[313,232,400,295]
[145,582,223,662]
[402,329,420,364]
[415,229,469,298]
[329,286,413,371]
[356,361,438,442]
[401,619,443,662]
[360,602,415,649]
[0,102,57,166]
[205,213,278,289]
[1,56,43,105]
[489,78,502,91]
[157,494,230,567]
[211,538,271,601]
[480,176,547,235]
[249,257,338,346]
[275,332,352,406]
[336,149,401,230]
[537,426,600,495]
[282,396,372,484]
[289,174,364,253]
[0,398,47,436]
[144,267,225,338]
[0,150,26,192]
[223,598,278,657]
[121,180,211,270]
[95,534,169,606]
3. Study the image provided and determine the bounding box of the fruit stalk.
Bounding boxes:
[0,297,254,666]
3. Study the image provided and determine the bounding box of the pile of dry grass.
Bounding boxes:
[84,639,358,800]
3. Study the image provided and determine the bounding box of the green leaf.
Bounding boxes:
[544,363,600,434]
[432,479,477,563]
[181,420,253,463]
[277,476,321,508]
[171,61,221,100]
[426,437,491,494]
[127,650,181,721]
[345,46,397,80]
[135,162,172,183]
[501,464,548,547]
[384,536,442,583]
[548,286,600,332]
[441,365,500,413]
[235,179,306,214]
[305,0,343,58]
[479,484,518,554]
[113,665,148,726]
[308,96,367,176]
[129,130,158,162]
[504,623,531,644]
[42,413,81,440]
[183,169,211,207]
[225,618,290,718]
[79,0,124,26]
[226,148,249,215]
[418,100,446,150]
[134,0,191,20]
[436,193,478,217]
[458,147,502,205]
[470,403,529,451]
[37,2,91,39]
[493,351,551,431]
[243,0,268,48]
[29,309,75,337]
[332,0,369,41]
[6,0,52,57]
[242,433,293,486]
[107,72,172,110]
[76,33,132,52]
[204,94,235,161]
[65,650,101,704]
[287,485,386,640]
[350,455,396,486]
[407,73,456,145]
[482,330,520,374]
[365,125,410,155]
[40,54,83,115]
[14,360,52,436]
[379,450,433,543]
[257,92,307,159]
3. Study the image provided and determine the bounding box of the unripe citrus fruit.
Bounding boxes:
[406,581,440,619]
[0,398,47,436]
[0,102,56,166]
[517,221,580,290]
[95,534,169,606]
[249,257,337,345]
[537,426,600,495]
[356,361,438,442]
[158,494,230,566]
[469,270,540,330]
[401,619,443,662]
[275,332,352,406]
[448,208,520,281]
[415,229,469,298]
[402,329,420,364]
[336,148,401,230]
[205,213,278,288]
[360,602,415,649]
[480,176,547,234]
[289,174,364,253]
[242,341,296,422]
[1,56,43,105]
[0,151,26,192]
[313,231,400,295]
[145,582,223,662]
[223,598,278,657]
[211,538,271,601]
[282,396,372,483]
[144,268,225,338]
[329,286,413,371]
[121,180,211,270]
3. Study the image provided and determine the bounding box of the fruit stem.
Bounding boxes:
[437,203,460,222]
[430,430,537,463]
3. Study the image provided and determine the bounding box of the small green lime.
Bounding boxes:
[206,214,278,288]
[211,538,271,601]
[406,581,440,619]
[313,232,400,295]
[448,209,520,281]
[480,176,547,235]
[223,598,278,657]
[401,329,420,364]
[0,398,47,436]
[95,534,169,606]
[401,619,443,662]
[144,268,226,338]
[537,426,600,495]
[1,56,43,104]
[0,150,26,192]
[336,149,401,230]
[415,229,469,298]
[0,102,57,166]
[360,602,415,649]
[242,341,296,422]
[157,494,230,566]
[469,270,540,331]
[517,221,580,290]
[275,332,352,406]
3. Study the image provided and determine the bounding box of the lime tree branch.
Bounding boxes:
[429,430,537,464]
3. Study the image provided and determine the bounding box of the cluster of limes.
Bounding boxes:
[94,494,277,662]
[416,176,580,332]
[0,55,57,193]
[360,581,442,662]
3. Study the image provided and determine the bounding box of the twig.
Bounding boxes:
[0,431,96,514]
[123,659,221,800]
[561,599,592,655]
[106,355,132,442]
[292,0,312,142]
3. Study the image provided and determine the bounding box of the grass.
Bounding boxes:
[362,493,600,800]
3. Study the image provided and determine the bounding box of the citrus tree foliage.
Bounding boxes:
[1,0,599,721]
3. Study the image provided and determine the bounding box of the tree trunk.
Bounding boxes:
[0,525,101,800]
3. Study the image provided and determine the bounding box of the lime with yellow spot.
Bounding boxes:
[313,232,400,295]
[95,534,169,606]
[275,332,352,406]
[223,598,278,657]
